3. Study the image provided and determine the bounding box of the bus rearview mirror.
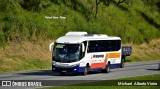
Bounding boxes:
[49,42,54,52]
[82,43,85,52]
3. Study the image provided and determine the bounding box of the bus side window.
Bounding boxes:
[88,41,100,53]
[88,41,95,52]
[87,40,121,53]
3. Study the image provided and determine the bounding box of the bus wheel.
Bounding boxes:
[60,72,66,76]
[106,63,110,73]
[120,58,125,68]
[83,67,89,75]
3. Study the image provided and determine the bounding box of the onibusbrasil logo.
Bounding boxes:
[1,81,42,87]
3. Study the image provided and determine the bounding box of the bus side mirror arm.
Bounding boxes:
[49,42,54,52]
[82,43,85,52]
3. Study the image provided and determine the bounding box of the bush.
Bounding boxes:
[0,0,160,46]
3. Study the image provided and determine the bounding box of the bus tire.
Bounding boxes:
[102,63,110,73]
[106,63,110,73]
[120,58,125,68]
[83,67,89,75]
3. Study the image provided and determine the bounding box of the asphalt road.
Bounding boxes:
[0,61,160,89]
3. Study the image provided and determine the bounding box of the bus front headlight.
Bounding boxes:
[71,63,79,67]
[52,61,56,65]
[80,62,86,67]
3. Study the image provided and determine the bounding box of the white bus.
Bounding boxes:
[49,32,131,75]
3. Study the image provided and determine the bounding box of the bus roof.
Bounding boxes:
[56,32,121,43]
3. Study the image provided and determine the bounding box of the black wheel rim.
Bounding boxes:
[105,64,109,72]
[84,67,87,75]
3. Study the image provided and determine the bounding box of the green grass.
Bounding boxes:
[0,58,51,72]
[46,74,160,89]
[0,0,160,45]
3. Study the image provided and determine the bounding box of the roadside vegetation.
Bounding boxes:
[46,73,160,89]
[0,0,160,72]
[126,39,160,62]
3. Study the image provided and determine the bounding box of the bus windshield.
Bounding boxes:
[52,43,81,63]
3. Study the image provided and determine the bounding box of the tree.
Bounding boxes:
[95,0,101,18]
[20,0,41,12]
[117,0,125,5]
[95,0,126,18]
[95,0,111,18]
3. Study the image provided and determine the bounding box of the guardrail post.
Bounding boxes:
[158,62,160,70]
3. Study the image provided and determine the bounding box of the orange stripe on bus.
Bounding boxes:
[90,54,108,69]
[103,53,108,69]
[90,63,104,69]
[108,52,120,58]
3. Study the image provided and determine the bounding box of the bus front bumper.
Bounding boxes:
[52,65,85,73]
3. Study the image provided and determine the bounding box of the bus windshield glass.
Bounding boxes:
[52,43,81,63]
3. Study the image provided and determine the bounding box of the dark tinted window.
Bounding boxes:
[87,40,121,53]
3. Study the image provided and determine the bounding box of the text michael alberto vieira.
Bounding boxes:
[118,81,158,86]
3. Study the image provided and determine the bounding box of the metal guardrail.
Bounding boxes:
[158,62,160,70]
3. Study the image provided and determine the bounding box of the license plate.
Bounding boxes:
[62,70,67,72]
